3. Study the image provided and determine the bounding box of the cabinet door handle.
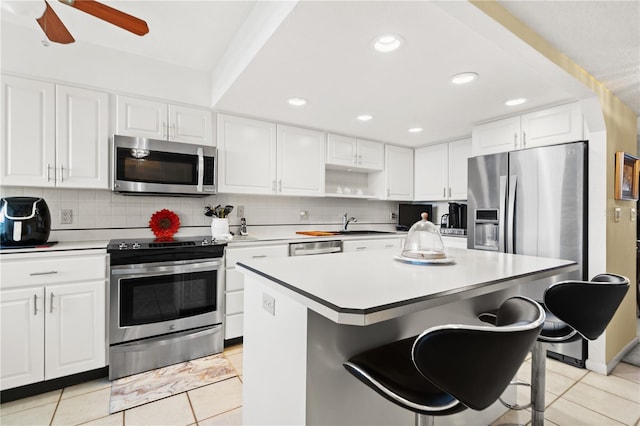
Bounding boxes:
[442,187,446,198]
[358,154,362,164]
[353,153,358,164]
[59,165,64,183]
[278,180,282,192]
[170,123,176,139]
[514,133,518,149]
[448,187,452,198]
[387,188,390,198]
[30,271,58,276]
[49,292,54,313]
[34,294,38,315]
[162,121,167,138]
[522,130,526,148]
[47,164,53,182]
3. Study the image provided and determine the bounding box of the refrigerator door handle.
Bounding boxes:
[499,175,507,252]
[506,175,517,253]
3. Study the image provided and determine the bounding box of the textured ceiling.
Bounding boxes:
[499,0,640,117]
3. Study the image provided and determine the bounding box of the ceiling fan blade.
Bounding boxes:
[58,0,149,36]
[36,1,75,44]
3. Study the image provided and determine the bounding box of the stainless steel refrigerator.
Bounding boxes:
[467,141,588,367]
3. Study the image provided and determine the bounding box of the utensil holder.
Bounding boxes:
[211,218,230,239]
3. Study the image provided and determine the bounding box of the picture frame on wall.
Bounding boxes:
[614,151,639,201]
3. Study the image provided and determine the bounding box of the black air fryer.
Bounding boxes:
[0,197,51,246]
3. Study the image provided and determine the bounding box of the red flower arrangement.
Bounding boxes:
[149,209,180,240]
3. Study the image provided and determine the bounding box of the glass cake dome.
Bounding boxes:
[400,212,446,260]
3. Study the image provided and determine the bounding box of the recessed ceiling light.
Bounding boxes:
[287,97,307,107]
[450,72,479,85]
[373,34,403,53]
[408,127,423,133]
[505,98,527,106]
[357,114,373,122]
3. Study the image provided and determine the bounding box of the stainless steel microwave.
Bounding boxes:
[112,135,216,196]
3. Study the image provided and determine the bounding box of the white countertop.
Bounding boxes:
[237,247,578,325]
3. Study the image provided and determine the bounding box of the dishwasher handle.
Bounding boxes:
[291,246,342,256]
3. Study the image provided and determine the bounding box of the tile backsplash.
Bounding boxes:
[0,187,401,231]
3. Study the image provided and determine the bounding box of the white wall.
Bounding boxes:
[1,22,211,107]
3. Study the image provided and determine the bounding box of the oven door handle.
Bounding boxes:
[111,260,222,277]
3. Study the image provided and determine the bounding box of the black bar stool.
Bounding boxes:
[480,273,630,426]
[343,296,545,426]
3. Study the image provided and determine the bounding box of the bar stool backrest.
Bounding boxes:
[411,297,544,411]
[544,273,629,341]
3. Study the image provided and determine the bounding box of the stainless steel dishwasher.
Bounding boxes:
[289,240,343,256]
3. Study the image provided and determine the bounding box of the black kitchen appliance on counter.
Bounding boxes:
[397,203,433,231]
[440,202,467,236]
[0,197,51,247]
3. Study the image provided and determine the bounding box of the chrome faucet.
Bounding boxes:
[342,213,357,231]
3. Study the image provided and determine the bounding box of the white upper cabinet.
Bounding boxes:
[1,76,56,187]
[116,95,213,146]
[56,85,110,189]
[326,134,384,171]
[276,125,325,196]
[1,75,109,189]
[217,115,325,196]
[414,138,471,201]
[217,114,277,194]
[520,102,583,148]
[472,116,521,156]
[373,145,413,200]
[447,138,472,200]
[472,102,583,156]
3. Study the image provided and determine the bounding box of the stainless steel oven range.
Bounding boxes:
[107,236,225,380]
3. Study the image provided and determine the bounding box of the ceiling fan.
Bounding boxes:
[36,0,149,44]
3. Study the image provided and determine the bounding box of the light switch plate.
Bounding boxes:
[262,293,275,316]
[631,208,637,222]
[236,205,245,217]
[613,207,621,222]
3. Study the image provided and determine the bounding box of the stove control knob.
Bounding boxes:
[201,239,210,245]
[132,242,141,249]
[118,242,128,250]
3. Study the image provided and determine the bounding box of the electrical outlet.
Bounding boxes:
[236,205,244,217]
[390,211,397,221]
[60,209,72,224]
[262,293,275,316]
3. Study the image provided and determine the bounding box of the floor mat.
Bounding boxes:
[109,353,237,413]
[622,343,640,367]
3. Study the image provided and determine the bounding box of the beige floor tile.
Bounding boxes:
[563,382,640,425]
[613,362,640,384]
[546,358,590,381]
[79,412,124,426]
[62,377,112,400]
[545,369,579,396]
[124,393,195,426]
[0,401,57,425]
[490,408,532,425]
[52,387,112,426]
[224,344,243,356]
[198,407,243,426]
[226,352,243,376]
[581,371,640,403]
[188,377,243,421]
[0,389,61,416]
[546,398,625,425]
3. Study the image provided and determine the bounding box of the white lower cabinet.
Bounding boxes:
[0,252,107,391]
[342,237,401,252]
[224,244,288,339]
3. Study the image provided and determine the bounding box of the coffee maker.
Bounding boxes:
[447,202,467,229]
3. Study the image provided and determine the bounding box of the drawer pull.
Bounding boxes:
[50,293,54,313]
[252,255,267,259]
[384,244,395,248]
[30,271,58,276]
[356,246,367,251]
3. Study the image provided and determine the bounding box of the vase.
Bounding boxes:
[211,218,231,239]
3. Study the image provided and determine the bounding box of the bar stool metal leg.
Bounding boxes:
[415,413,434,426]
[530,340,546,426]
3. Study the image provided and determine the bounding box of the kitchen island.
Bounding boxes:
[237,247,577,425]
